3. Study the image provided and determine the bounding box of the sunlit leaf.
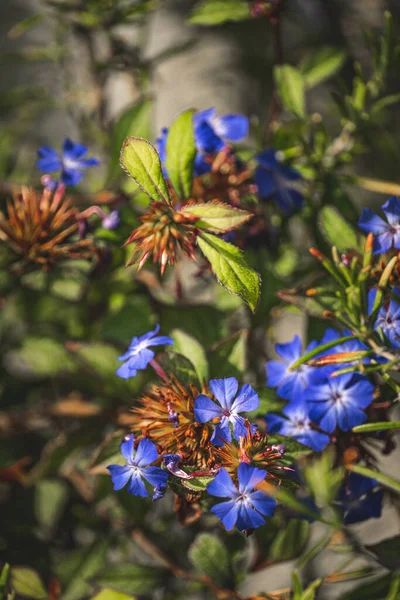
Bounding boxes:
[165,109,196,199]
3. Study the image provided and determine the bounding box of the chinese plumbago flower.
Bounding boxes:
[266,401,330,452]
[374,288,400,349]
[266,335,320,403]
[255,149,303,213]
[207,462,276,531]
[305,373,374,433]
[194,377,259,445]
[358,196,400,254]
[336,473,383,525]
[116,325,173,379]
[37,138,99,186]
[107,434,168,499]
[157,107,249,178]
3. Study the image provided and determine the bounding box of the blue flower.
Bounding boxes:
[107,434,168,498]
[266,335,319,402]
[156,108,249,178]
[336,473,383,525]
[116,325,174,380]
[194,377,259,445]
[102,210,120,231]
[305,373,374,433]
[266,401,330,452]
[207,462,276,531]
[374,289,400,349]
[358,196,400,254]
[255,149,303,213]
[37,138,99,186]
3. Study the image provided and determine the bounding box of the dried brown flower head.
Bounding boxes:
[0,185,97,270]
[215,423,289,483]
[130,376,217,468]
[124,202,198,274]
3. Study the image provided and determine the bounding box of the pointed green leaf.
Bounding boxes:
[352,421,400,433]
[208,330,247,379]
[189,534,235,588]
[165,110,196,199]
[120,137,170,204]
[274,65,306,118]
[181,202,252,232]
[301,47,347,88]
[365,536,400,571]
[58,540,109,600]
[270,519,310,562]
[91,590,134,600]
[318,205,360,252]
[171,329,209,384]
[189,0,249,25]
[182,475,214,492]
[10,568,47,599]
[197,232,260,312]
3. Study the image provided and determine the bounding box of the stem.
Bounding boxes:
[149,358,170,383]
[290,335,357,370]
[131,529,245,599]
[356,176,400,197]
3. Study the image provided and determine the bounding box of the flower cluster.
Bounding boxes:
[37,138,99,187]
[266,332,374,451]
[107,332,292,532]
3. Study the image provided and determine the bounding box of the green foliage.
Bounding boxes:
[10,568,47,599]
[57,541,109,600]
[181,203,252,232]
[365,536,400,571]
[171,329,209,384]
[301,47,347,88]
[197,232,260,312]
[188,533,235,589]
[274,65,306,118]
[189,0,249,25]
[318,205,361,252]
[94,564,168,595]
[269,519,310,562]
[120,137,170,204]
[165,109,196,199]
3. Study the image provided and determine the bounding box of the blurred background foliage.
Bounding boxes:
[1,1,400,599]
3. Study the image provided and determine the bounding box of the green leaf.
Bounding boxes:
[10,568,47,599]
[301,579,323,600]
[318,205,360,252]
[120,137,170,204]
[100,298,154,345]
[189,533,235,589]
[352,421,400,433]
[274,65,306,117]
[180,202,252,232]
[8,14,45,39]
[208,330,247,379]
[171,329,209,384]
[197,232,260,312]
[189,0,249,25]
[91,591,134,600]
[182,475,215,492]
[165,109,196,199]
[34,479,68,536]
[304,452,345,507]
[94,564,168,595]
[57,540,109,600]
[158,351,201,386]
[269,519,310,562]
[8,337,76,378]
[109,98,152,182]
[0,563,10,592]
[301,47,346,88]
[347,463,400,495]
[365,536,400,570]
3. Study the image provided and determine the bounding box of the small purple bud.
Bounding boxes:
[152,484,167,502]
[102,209,120,230]
[271,444,285,456]
[41,174,58,192]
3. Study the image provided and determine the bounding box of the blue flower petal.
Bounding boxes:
[116,361,137,379]
[127,473,149,497]
[62,138,88,160]
[194,121,225,154]
[209,377,238,409]
[210,499,238,530]
[275,335,302,363]
[211,420,232,445]
[126,348,155,371]
[374,232,394,254]
[358,208,388,235]
[61,168,84,186]
[231,384,259,413]
[142,466,168,487]
[382,196,400,226]
[120,434,135,463]
[238,502,265,529]
[255,168,277,198]
[207,468,238,498]
[232,415,247,440]
[266,360,288,388]
[194,394,223,423]
[134,438,158,467]
[213,114,249,141]
[248,490,276,517]
[107,465,132,490]
[237,463,266,494]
